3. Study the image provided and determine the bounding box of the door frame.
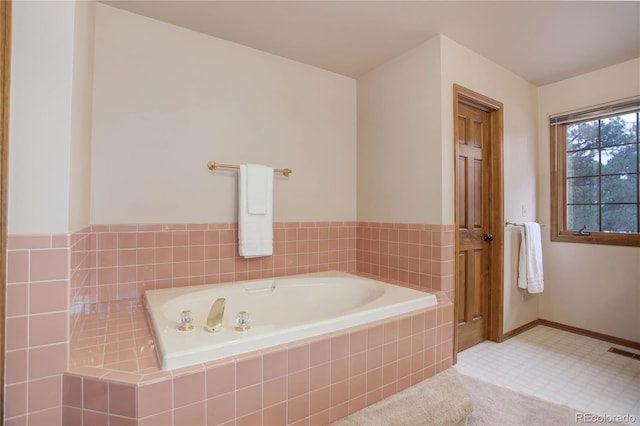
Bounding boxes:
[452,84,504,362]
[1,0,11,417]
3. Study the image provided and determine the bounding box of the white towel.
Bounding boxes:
[517,222,544,294]
[238,164,273,258]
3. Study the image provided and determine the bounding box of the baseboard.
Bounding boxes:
[501,319,542,341]
[502,319,640,351]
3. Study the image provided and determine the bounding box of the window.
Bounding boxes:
[550,98,640,247]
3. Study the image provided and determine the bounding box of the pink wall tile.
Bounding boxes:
[207,391,235,426]
[235,357,262,389]
[330,335,350,360]
[330,358,349,384]
[288,344,309,373]
[174,401,206,426]
[5,382,27,419]
[310,340,330,366]
[62,406,82,426]
[82,378,109,413]
[263,376,286,408]
[263,402,287,426]
[30,280,69,314]
[138,411,172,426]
[310,385,330,416]
[109,383,136,418]
[30,249,69,282]
[62,375,82,409]
[263,349,287,381]
[137,379,172,418]
[367,325,383,349]
[349,330,367,354]
[348,394,366,415]
[29,375,62,412]
[28,406,62,426]
[383,321,399,343]
[5,349,28,384]
[29,312,68,347]
[288,393,310,424]
[349,372,367,399]
[83,410,109,426]
[7,250,29,283]
[349,352,367,377]
[173,371,205,408]
[5,221,454,426]
[8,235,51,250]
[206,363,235,398]
[6,316,28,350]
[287,369,310,398]
[29,343,67,379]
[236,383,262,418]
[237,410,262,426]
[330,380,349,410]
[5,284,28,317]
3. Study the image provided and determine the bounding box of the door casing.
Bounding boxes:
[0,0,11,419]
[452,84,504,362]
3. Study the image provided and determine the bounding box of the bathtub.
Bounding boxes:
[144,271,437,370]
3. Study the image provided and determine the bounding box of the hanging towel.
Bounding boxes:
[517,222,544,293]
[238,164,273,258]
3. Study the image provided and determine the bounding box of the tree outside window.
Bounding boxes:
[551,103,640,247]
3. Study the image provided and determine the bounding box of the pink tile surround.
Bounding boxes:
[5,221,455,425]
[73,222,357,308]
[5,234,73,425]
[356,222,455,301]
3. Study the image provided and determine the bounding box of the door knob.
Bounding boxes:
[483,233,494,242]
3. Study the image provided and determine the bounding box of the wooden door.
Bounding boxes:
[456,101,491,351]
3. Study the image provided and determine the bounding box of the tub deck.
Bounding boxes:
[69,274,449,383]
[64,274,454,425]
[69,297,173,382]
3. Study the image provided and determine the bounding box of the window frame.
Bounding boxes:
[550,107,640,247]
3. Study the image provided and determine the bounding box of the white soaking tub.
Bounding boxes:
[144,271,437,370]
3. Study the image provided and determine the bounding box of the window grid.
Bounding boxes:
[564,112,640,233]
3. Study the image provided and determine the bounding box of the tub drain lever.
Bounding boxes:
[206,298,226,332]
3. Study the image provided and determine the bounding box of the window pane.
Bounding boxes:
[602,205,638,233]
[567,150,598,177]
[602,174,637,203]
[601,145,637,174]
[567,177,599,204]
[567,205,599,231]
[566,120,598,151]
[600,113,637,147]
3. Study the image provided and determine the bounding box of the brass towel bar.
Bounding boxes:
[207,161,292,177]
[505,220,544,227]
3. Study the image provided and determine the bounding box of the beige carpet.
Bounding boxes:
[462,374,594,426]
[332,369,620,426]
[331,369,473,426]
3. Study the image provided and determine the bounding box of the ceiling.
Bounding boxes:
[102,1,640,86]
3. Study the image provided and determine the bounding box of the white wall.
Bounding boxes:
[69,0,96,232]
[90,4,357,225]
[9,0,94,234]
[357,36,442,224]
[9,1,75,234]
[439,36,540,333]
[357,35,540,333]
[538,58,640,342]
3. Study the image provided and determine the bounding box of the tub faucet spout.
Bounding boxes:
[206,298,226,332]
